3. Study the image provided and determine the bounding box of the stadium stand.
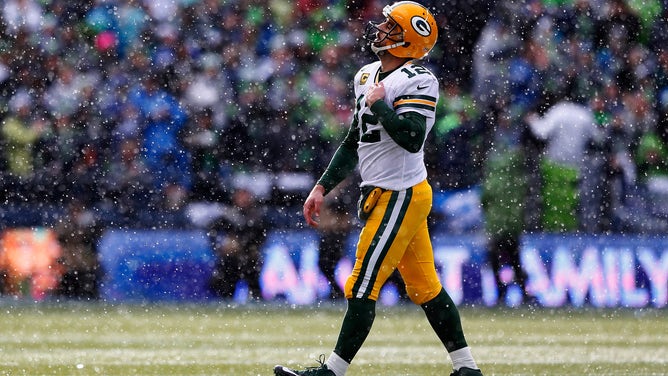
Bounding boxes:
[2,0,668,300]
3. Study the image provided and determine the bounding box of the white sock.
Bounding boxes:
[325,351,349,376]
[449,347,478,370]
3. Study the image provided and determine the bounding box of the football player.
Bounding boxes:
[274,2,483,376]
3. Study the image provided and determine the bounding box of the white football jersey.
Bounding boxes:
[352,60,438,191]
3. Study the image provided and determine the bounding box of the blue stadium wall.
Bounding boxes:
[96,229,668,308]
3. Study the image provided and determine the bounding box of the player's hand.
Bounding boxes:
[303,184,326,228]
[365,82,385,106]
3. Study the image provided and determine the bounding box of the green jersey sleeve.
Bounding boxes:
[370,100,426,153]
[316,121,360,195]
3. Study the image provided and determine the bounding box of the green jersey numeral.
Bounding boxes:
[401,65,431,78]
[354,94,381,144]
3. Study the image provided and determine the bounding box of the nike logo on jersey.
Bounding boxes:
[417,84,428,90]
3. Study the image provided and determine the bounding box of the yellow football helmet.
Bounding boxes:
[364,1,438,59]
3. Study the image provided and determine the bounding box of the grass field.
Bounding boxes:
[1,301,667,376]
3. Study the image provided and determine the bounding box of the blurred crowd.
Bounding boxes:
[0,0,668,238]
[0,0,488,229]
[472,0,668,236]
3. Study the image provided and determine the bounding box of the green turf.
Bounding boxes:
[1,302,667,375]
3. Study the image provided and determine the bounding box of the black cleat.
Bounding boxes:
[450,367,484,376]
[274,355,335,376]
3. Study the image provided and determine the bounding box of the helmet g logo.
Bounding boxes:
[411,16,431,37]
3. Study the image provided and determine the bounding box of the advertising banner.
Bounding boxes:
[259,231,668,308]
[521,234,668,308]
[0,228,62,300]
[94,229,668,308]
[98,230,215,302]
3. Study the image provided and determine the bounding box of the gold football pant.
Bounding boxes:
[345,180,443,305]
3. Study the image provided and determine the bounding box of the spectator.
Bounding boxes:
[2,0,44,36]
[636,131,668,181]
[426,81,482,190]
[507,38,553,115]
[182,108,226,202]
[183,53,233,129]
[525,99,605,232]
[53,199,101,300]
[2,91,41,177]
[208,186,268,301]
[1,91,47,202]
[42,61,99,119]
[316,182,355,301]
[554,0,597,42]
[115,0,149,58]
[649,5,668,57]
[140,182,192,229]
[128,75,191,192]
[471,13,520,109]
[634,130,668,220]
[593,0,642,52]
[70,144,101,201]
[480,106,530,304]
[101,137,154,224]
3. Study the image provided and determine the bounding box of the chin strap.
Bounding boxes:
[370,41,404,55]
